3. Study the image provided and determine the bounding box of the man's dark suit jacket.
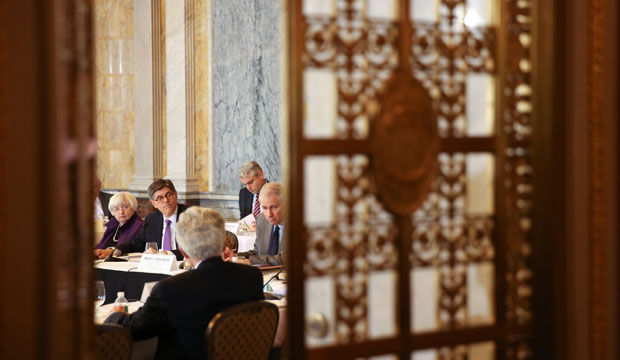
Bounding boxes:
[106,257,264,360]
[99,191,113,219]
[238,179,268,219]
[116,203,188,260]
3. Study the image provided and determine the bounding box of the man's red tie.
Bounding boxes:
[252,196,260,219]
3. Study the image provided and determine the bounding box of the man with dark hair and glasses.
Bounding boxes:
[115,179,188,260]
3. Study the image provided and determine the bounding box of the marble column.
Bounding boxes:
[95,0,136,189]
[165,0,200,194]
[211,0,282,193]
[128,0,164,192]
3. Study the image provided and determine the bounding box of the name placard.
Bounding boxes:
[137,253,178,273]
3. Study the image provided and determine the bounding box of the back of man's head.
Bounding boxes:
[176,207,225,260]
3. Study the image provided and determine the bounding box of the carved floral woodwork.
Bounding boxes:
[301,0,535,357]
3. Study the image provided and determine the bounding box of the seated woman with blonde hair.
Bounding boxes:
[94,192,143,259]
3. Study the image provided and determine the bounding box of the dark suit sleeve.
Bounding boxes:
[248,254,283,266]
[99,191,113,219]
[104,283,172,341]
[248,266,266,300]
[172,250,183,261]
[116,220,148,254]
[239,188,248,219]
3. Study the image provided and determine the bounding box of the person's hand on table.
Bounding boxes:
[144,248,158,254]
[222,247,249,264]
[222,247,235,262]
[94,248,114,259]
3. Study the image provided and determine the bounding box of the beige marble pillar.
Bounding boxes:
[194,0,210,192]
[164,0,200,194]
[128,0,164,192]
[95,0,136,188]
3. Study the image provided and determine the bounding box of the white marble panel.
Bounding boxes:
[305,276,335,347]
[467,263,495,326]
[410,0,439,22]
[212,0,282,192]
[367,0,398,20]
[304,156,335,225]
[129,0,162,191]
[165,0,189,179]
[465,0,493,27]
[368,270,396,338]
[303,0,336,16]
[303,69,338,139]
[465,154,494,215]
[466,73,495,136]
[412,268,439,332]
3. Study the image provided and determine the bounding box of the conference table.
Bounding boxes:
[94,256,286,359]
[95,256,182,304]
[95,220,258,304]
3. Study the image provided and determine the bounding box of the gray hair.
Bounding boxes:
[176,207,226,259]
[258,182,282,204]
[238,161,263,178]
[108,192,138,213]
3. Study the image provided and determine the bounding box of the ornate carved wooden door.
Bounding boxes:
[287,0,535,359]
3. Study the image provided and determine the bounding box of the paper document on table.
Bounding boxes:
[237,235,256,252]
[239,214,257,233]
[141,282,157,302]
[225,222,240,234]
[137,253,179,273]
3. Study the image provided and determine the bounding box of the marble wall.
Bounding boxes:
[95,0,283,207]
[95,0,135,189]
[212,0,282,193]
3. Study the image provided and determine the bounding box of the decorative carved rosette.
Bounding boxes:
[370,73,438,216]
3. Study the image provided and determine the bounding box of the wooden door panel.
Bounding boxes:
[288,0,535,359]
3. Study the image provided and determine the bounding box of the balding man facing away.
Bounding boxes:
[105,207,264,360]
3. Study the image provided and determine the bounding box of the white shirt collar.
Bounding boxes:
[163,206,179,222]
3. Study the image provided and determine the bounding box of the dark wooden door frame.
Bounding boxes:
[1,1,95,359]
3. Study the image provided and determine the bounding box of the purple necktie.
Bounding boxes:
[163,219,172,251]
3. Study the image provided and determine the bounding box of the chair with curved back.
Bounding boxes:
[225,230,239,253]
[94,323,132,360]
[205,301,279,360]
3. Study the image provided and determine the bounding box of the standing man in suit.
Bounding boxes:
[238,161,268,219]
[106,207,264,359]
[232,182,285,266]
[113,179,187,260]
